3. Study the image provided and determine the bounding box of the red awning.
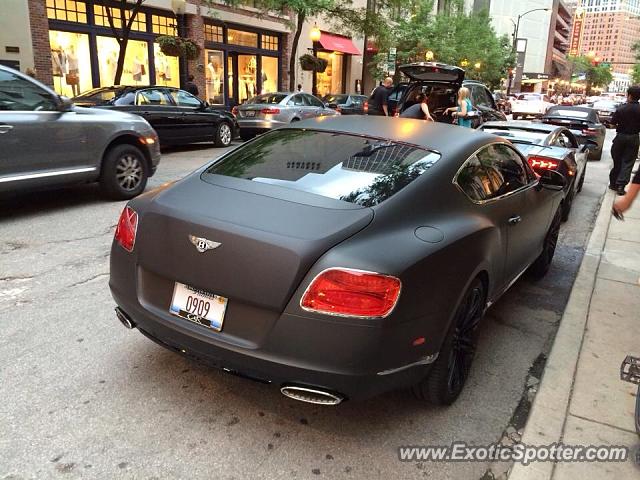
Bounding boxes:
[318,32,361,55]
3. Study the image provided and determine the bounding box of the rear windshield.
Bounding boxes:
[202,129,440,207]
[547,108,590,119]
[74,87,124,103]
[517,94,542,101]
[323,94,349,104]
[247,93,287,105]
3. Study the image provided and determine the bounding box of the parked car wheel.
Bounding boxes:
[100,144,148,200]
[529,208,561,279]
[214,122,233,147]
[412,277,486,405]
[589,146,603,161]
[561,191,574,222]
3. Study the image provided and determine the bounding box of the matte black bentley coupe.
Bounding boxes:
[109,117,565,406]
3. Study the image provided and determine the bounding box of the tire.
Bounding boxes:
[290,117,300,123]
[590,146,603,161]
[561,192,573,222]
[99,144,148,200]
[214,122,233,147]
[412,277,486,405]
[577,165,586,193]
[239,130,255,142]
[528,208,561,279]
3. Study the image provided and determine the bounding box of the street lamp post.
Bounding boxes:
[507,7,550,95]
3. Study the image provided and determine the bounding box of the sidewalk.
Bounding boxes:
[509,187,640,480]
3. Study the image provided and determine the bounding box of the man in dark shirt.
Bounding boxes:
[185,74,199,97]
[368,77,394,116]
[609,85,640,195]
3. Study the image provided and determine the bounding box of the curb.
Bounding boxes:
[507,189,615,480]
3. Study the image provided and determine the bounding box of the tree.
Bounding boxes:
[104,0,146,85]
[391,0,514,89]
[567,55,613,94]
[632,42,640,84]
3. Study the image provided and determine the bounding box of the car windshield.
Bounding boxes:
[246,93,287,105]
[518,94,542,101]
[323,94,349,104]
[202,129,440,207]
[482,128,549,144]
[73,87,125,103]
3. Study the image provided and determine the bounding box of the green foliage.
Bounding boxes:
[156,36,201,60]
[391,0,514,88]
[567,55,613,92]
[299,53,329,72]
[632,42,640,84]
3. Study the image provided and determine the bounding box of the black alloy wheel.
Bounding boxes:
[529,208,561,279]
[412,277,486,405]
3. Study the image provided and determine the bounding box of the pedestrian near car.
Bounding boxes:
[368,77,394,116]
[609,85,640,196]
[613,167,640,217]
[446,87,473,127]
[399,93,434,121]
[185,74,199,97]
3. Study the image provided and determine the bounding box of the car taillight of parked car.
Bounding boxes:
[115,206,138,252]
[582,128,599,136]
[261,108,281,115]
[363,101,368,114]
[527,155,560,171]
[300,268,401,318]
[231,106,238,116]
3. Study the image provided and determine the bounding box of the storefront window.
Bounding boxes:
[154,44,179,87]
[97,36,149,86]
[205,50,225,105]
[93,5,146,32]
[228,29,258,48]
[49,31,91,97]
[151,15,177,36]
[205,25,223,43]
[316,51,344,97]
[227,55,234,104]
[46,0,87,23]
[238,55,257,102]
[261,56,278,94]
[262,35,279,51]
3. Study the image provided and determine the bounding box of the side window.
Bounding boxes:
[456,154,501,202]
[304,94,324,108]
[113,91,135,106]
[482,144,530,195]
[170,89,202,107]
[0,70,58,111]
[472,86,493,108]
[287,94,305,106]
[136,89,170,106]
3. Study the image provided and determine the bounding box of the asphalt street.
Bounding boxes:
[0,130,613,480]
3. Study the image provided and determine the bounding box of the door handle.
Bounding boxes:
[508,215,522,225]
[0,125,14,134]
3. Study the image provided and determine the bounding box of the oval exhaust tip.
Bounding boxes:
[280,385,344,405]
[115,307,136,330]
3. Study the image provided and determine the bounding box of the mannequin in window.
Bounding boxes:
[132,55,144,83]
[66,44,80,96]
[207,60,221,96]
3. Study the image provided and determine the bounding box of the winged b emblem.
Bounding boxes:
[189,235,221,253]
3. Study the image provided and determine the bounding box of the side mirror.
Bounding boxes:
[200,101,210,110]
[538,169,566,191]
[58,96,74,112]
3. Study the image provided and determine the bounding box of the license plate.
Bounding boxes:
[244,110,256,117]
[169,282,228,331]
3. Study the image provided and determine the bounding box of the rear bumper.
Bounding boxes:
[237,119,288,130]
[109,283,437,401]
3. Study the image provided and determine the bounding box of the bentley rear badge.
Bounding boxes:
[189,235,221,253]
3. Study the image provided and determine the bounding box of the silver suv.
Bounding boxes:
[0,65,160,200]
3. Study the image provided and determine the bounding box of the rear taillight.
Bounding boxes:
[336,106,342,113]
[300,268,401,318]
[231,106,238,116]
[115,206,138,252]
[261,108,280,114]
[528,155,560,171]
[363,101,368,113]
[393,108,399,117]
[582,128,598,136]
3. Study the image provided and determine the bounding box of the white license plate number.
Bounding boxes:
[244,110,256,117]
[169,282,228,331]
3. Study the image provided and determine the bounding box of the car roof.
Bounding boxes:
[288,116,501,159]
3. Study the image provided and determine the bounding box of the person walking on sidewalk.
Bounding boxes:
[609,85,640,196]
[368,77,394,116]
[185,74,199,97]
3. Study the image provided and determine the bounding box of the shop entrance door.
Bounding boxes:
[227,53,259,106]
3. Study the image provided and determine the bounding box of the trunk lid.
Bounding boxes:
[398,62,465,85]
[134,175,373,345]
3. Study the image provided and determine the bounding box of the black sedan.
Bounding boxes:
[109,117,565,406]
[540,105,606,160]
[321,94,368,115]
[73,86,238,148]
[478,121,591,221]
